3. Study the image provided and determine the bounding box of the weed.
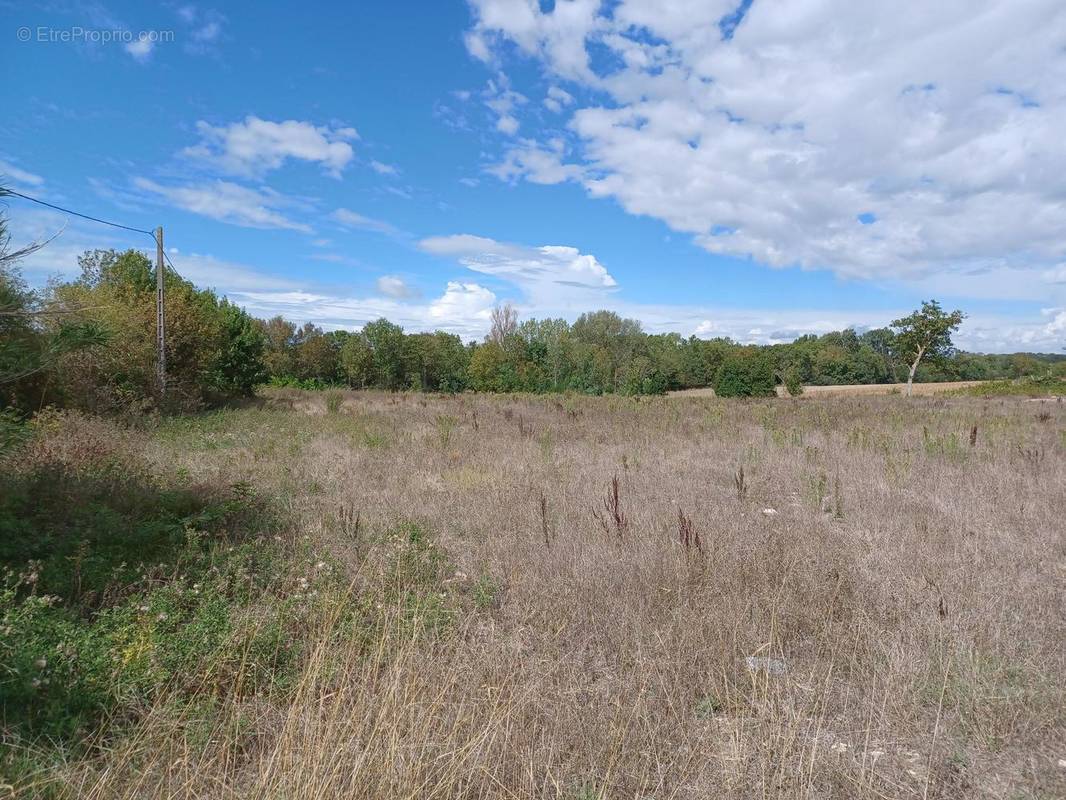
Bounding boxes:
[677,507,702,555]
[734,465,747,500]
[471,575,499,610]
[537,491,551,547]
[436,414,458,449]
[593,473,627,540]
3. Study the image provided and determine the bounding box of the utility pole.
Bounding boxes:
[155,226,166,396]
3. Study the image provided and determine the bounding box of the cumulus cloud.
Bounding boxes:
[467,0,1066,291]
[543,85,574,113]
[482,76,527,136]
[134,177,311,231]
[231,282,496,339]
[182,116,358,177]
[376,275,418,299]
[419,233,616,305]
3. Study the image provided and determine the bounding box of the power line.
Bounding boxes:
[2,188,155,237]
[4,186,184,278]
[3,186,178,397]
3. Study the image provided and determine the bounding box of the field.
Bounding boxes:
[4,389,1065,799]
[671,380,995,399]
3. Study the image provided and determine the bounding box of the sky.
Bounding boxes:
[2,0,1065,353]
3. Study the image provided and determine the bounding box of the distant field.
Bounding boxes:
[671,379,992,398]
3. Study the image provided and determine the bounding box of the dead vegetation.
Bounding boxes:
[12,389,1066,799]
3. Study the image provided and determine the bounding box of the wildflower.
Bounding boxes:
[34,657,47,669]
[761,508,778,516]
[156,612,169,622]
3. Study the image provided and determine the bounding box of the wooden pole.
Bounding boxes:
[156,226,166,395]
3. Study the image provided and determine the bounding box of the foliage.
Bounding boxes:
[947,375,1066,397]
[783,365,804,396]
[43,249,266,411]
[891,299,965,387]
[714,349,776,397]
[0,412,292,742]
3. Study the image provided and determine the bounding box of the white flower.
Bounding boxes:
[34,658,47,669]
[762,508,778,516]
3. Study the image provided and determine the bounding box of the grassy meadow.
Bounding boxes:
[2,389,1065,799]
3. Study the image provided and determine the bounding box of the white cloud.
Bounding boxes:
[175,5,225,52]
[134,177,311,231]
[124,35,154,61]
[489,137,583,184]
[332,208,401,237]
[465,0,603,82]
[182,116,358,178]
[428,281,496,323]
[543,85,574,113]
[0,159,44,188]
[483,76,527,137]
[369,160,398,175]
[231,282,496,339]
[162,252,300,292]
[419,233,616,305]
[467,0,1066,292]
[376,275,418,299]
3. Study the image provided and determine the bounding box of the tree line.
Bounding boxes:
[3,243,1064,413]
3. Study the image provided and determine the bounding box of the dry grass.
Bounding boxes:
[670,380,992,398]
[30,390,1066,798]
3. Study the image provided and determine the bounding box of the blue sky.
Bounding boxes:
[3,0,1065,352]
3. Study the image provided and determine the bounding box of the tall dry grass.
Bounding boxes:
[26,390,1066,798]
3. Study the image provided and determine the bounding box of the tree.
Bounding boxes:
[362,318,407,390]
[257,316,297,379]
[293,323,339,382]
[714,349,776,397]
[890,300,965,395]
[489,304,519,345]
[339,332,374,388]
[0,208,107,408]
[205,300,266,397]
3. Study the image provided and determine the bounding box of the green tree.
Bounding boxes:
[714,349,776,397]
[206,300,266,397]
[257,316,297,379]
[339,332,374,388]
[890,300,965,395]
[362,318,407,390]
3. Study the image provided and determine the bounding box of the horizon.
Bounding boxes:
[3,1,1066,354]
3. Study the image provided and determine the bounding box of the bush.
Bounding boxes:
[714,350,776,397]
[0,412,293,742]
[783,366,804,396]
[44,249,266,412]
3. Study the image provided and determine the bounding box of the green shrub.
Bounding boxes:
[0,413,295,742]
[783,366,804,396]
[714,351,776,397]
